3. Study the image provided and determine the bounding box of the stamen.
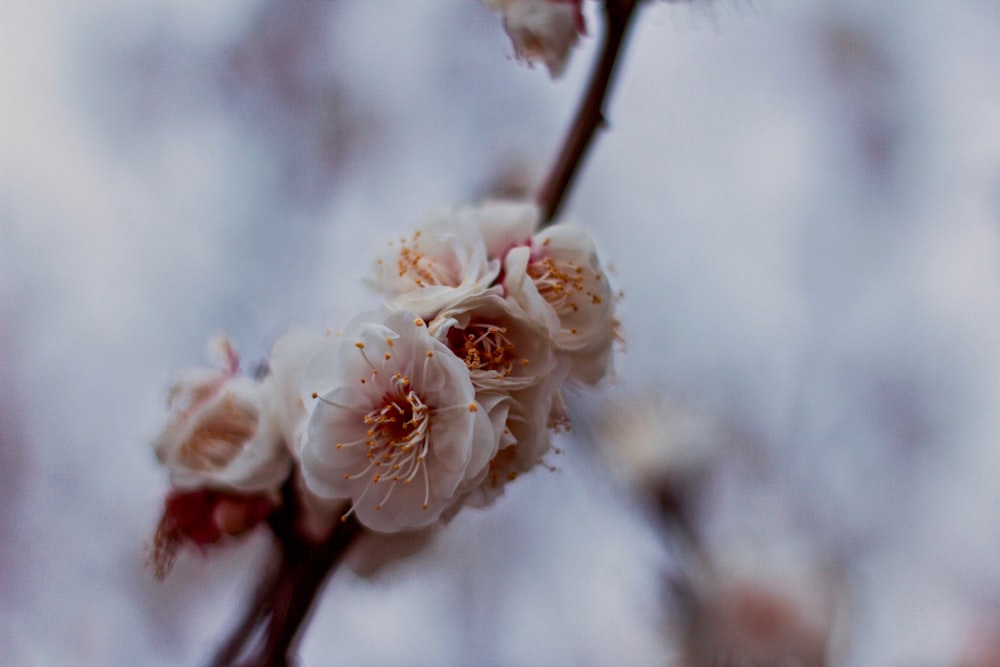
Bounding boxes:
[315,394,367,412]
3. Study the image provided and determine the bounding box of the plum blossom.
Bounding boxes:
[369,212,501,318]
[502,223,616,384]
[300,310,500,532]
[455,367,568,509]
[429,290,557,392]
[153,336,292,493]
[458,199,540,259]
[262,327,333,454]
[484,0,586,78]
[150,488,275,579]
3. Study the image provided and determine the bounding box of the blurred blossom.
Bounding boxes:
[345,527,442,578]
[150,488,275,580]
[818,16,899,189]
[483,0,585,78]
[959,613,1000,667]
[153,335,292,493]
[594,390,719,489]
[675,539,838,667]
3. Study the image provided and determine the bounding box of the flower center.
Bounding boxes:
[395,231,454,288]
[344,373,433,511]
[177,394,259,470]
[446,320,518,377]
[527,256,587,315]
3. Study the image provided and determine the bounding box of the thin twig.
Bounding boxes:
[536,0,642,225]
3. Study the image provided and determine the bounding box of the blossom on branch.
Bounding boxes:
[502,223,617,384]
[485,0,586,78]
[153,336,292,493]
[150,488,275,579]
[369,213,501,319]
[429,290,558,392]
[300,310,499,532]
[364,201,614,510]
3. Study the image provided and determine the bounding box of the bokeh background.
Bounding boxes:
[3,1,1000,665]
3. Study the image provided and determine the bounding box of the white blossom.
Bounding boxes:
[300,310,500,532]
[459,199,540,260]
[502,223,616,384]
[153,336,291,493]
[484,0,585,78]
[453,367,567,510]
[261,327,333,457]
[369,212,500,318]
[429,290,557,392]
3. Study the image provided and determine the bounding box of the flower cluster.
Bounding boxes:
[149,330,330,572]
[150,201,617,564]
[300,201,617,531]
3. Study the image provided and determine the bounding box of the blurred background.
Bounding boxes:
[3,1,1000,665]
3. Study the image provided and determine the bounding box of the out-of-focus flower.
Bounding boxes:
[455,368,568,509]
[484,0,586,78]
[300,310,499,532]
[675,539,837,667]
[150,489,275,579]
[594,390,719,489]
[502,223,616,384]
[153,336,292,493]
[262,327,333,456]
[345,527,441,578]
[369,213,501,318]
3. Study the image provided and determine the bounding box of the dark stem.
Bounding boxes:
[206,551,281,667]
[536,0,642,225]
[207,477,364,667]
[256,515,363,666]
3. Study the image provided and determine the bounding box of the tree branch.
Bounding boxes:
[255,515,362,666]
[206,551,281,667]
[536,0,642,225]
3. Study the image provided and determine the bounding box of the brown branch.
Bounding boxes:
[206,551,282,667]
[254,515,363,666]
[206,475,364,667]
[536,0,643,225]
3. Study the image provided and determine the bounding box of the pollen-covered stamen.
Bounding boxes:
[343,373,433,513]
[527,256,588,316]
[354,341,382,378]
[396,233,454,288]
[446,320,519,377]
